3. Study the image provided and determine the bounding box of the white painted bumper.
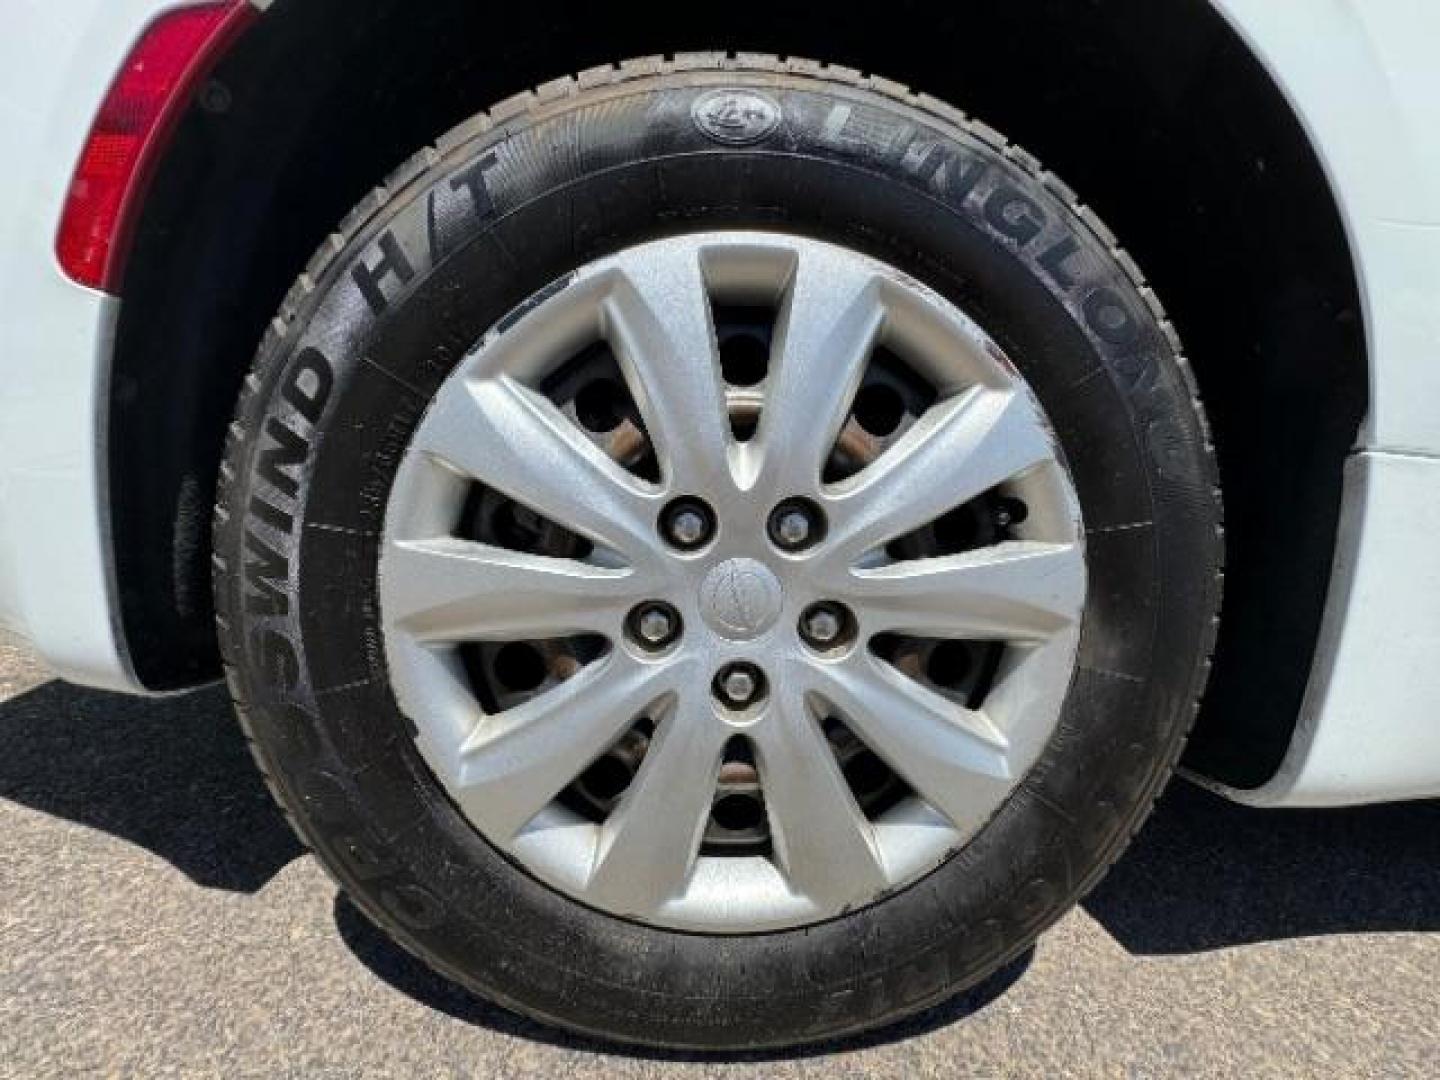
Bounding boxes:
[0,0,185,691]
[1205,450,1440,806]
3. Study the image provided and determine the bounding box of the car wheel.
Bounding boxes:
[212,54,1222,1050]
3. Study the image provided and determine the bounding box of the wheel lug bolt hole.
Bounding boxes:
[767,498,826,552]
[660,497,716,551]
[800,602,856,652]
[627,602,682,652]
[714,663,766,709]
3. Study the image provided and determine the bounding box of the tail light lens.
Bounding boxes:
[56,1,255,292]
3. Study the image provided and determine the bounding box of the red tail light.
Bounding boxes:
[56,1,255,292]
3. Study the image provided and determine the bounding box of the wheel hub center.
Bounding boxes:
[698,558,784,640]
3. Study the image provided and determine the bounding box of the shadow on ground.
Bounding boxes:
[0,678,301,892]
[4,674,1440,1046]
[1083,779,1440,954]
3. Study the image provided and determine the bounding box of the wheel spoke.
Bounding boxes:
[603,253,734,494]
[823,387,1054,563]
[842,541,1085,642]
[415,373,661,561]
[810,653,1014,835]
[382,537,651,643]
[749,253,885,496]
[753,688,888,906]
[586,695,727,916]
[452,652,674,840]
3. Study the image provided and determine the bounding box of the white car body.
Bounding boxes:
[2,0,1438,808]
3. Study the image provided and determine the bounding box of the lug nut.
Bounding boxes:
[670,509,707,546]
[715,662,765,709]
[629,602,681,651]
[722,669,757,703]
[661,498,716,551]
[638,609,674,644]
[803,607,841,645]
[776,510,811,547]
[800,602,853,650]
[768,499,825,552]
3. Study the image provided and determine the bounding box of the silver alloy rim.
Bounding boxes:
[379,231,1085,932]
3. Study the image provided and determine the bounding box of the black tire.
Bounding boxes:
[213,54,1222,1051]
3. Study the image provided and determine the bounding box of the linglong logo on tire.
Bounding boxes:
[692,89,782,145]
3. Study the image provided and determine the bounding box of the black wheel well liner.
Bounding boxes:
[109,0,1365,789]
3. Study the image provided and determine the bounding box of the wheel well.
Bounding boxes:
[110,0,1365,788]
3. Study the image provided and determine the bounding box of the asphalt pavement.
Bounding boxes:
[2,630,1437,1077]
